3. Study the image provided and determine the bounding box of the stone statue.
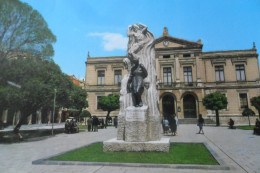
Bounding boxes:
[104,23,170,152]
[127,54,148,107]
[126,23,159,117]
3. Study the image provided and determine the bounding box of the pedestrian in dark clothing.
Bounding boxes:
[92,116,100,132]
[254,118,260,135]
[87,117,93,132]
[114,116,118,128]
[198,114,204,134]
[168,114,177,136]
[228,118,235,129]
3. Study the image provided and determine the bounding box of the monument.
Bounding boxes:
[103,23,170,152]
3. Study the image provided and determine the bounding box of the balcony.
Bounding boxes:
[157,82,198,89]
[86,84,121,92]
[157,80,259,90]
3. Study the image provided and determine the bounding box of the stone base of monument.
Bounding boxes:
[104,105,170,152]
[103,138,170,152]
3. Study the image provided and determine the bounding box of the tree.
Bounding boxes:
[70,84,88,113]
[80,110,91,125]
[242,108,255,126]
[98,94,120,126]
[0,56,87,136]
[0,0,56,60]
[250,96,260,118]
[202,92,228,126]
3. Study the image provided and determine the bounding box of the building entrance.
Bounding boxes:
[183,94,197,118]
[162,95,175,118]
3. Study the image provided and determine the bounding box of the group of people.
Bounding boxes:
[64,119,79,133]
[162,114,178,135]
[162,114,206,135]
[86,116,118,132]
[87,116,101,132]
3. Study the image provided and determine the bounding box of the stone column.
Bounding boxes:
[48,111,52,124]
[36,110,42,124]
[58,108,62,123]
[2,110,8,123]
[175,55,180,83]
[27,114,32,125]
[195,54,202,86]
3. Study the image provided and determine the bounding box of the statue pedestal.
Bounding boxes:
[125,106,148,142]
[103,106,170,152]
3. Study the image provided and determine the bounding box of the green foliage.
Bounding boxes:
[202,92,228,126]
[202,92,228,110]
[242,108,255,117]
[70,85,88,111]
[0,57,88,128]
[98,94,120,112]
[250,96,260,117]
[236,126,255,130]
[50,142,218,165]
[80,110,91,118]
[242,108,255,126]
[0,0,56,60]
[251,96,260,110]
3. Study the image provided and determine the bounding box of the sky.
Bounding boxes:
[20,0,260,80]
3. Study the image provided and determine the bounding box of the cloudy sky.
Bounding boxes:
[21,0,260,79]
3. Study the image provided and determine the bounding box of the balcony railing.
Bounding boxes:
[157,80,259,89]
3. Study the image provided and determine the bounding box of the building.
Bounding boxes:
[85,27,260,124]
[68,74,85,89]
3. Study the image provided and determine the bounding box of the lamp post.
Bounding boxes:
[52,89,57,135]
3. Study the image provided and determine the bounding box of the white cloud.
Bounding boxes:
[89,32,128,51]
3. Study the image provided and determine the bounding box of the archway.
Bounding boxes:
[183,94,197,118]
[162,95,175,118]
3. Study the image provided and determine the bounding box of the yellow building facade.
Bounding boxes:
[85,28,260,124]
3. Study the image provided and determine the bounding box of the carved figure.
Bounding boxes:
[127,55,148,107]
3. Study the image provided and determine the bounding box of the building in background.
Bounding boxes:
[68,74,85,89]
[86,27,260,124]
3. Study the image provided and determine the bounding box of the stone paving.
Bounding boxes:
[0,124,259,173]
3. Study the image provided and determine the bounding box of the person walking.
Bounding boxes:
[87,117,93,132]
[163,118,169,135]
[175,115,179,136]
[114,116,118,128]
[92,116,99,132]
[168,114,176,136]
[197,114,204,134]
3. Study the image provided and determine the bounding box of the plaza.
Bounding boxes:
[0,124,259,173]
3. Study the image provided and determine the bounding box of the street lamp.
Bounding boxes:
[52,89,57,135]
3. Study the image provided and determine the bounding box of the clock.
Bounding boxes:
[163,40,169,47]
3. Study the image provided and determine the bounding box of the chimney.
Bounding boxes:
[163,27,168,36]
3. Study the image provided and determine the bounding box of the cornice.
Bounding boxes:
[154,35,203,48]
[201,53,257,59]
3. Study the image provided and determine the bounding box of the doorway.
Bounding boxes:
[183,94,197,118]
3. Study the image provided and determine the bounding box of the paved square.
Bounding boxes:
[0,124,259,173]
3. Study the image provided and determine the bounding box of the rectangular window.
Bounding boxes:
[163,55,170,58]
[236,65,246,81]
[239,93,248,109]
[97,70,105,85]
[97,96,102,109]
[183,67,192,84]
[114,70,122,85]
[163,67,172,85]
[215,66,225,82]
[183,54,191,58]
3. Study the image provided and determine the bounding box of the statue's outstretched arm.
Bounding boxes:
[136,23,147,33]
